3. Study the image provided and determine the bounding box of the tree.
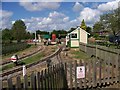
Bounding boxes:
[11,20,26,42]
[80,19,87,30]
[2,28,13,43]
[93,21,104,32]
[96,7,120,35]
[51,29,67,38]
[36,30,49,35]
[86,26,92,33]
[25,32,32,39]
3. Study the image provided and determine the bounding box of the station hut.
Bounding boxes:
[66,27,89,48]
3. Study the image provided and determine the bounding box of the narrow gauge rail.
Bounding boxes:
[1,44,64,80]
[1,45,44,66]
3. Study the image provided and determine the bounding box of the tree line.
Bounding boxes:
[2,19,93,44]
[2,20,68,44]
[93,7,120,35]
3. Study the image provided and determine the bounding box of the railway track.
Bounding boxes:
[1,44,65,80]
[1,44,44,66]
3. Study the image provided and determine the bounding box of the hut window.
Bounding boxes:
[71,33,77,38]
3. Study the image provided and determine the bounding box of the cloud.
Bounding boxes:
[98,0,119,12]
[19,0,63,2]
[73,2,84,12]
[0,10,13,29]
[19,1,60,11]
[20,11,71,31]
[8,1,120,32]
[11,8,102,32]
[78,7,101,26]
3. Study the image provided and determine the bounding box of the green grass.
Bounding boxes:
[22,53,44,64]
[2,63,14,71]
[2,53,44,71]
[71,50,90,60]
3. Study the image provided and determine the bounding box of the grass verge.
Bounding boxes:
[2,53,44,71]
[70,49,90,60]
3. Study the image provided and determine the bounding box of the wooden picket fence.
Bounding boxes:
[65,58,120,89]
[65,42,120,89]
[79,42,120,61]
[2,63,68,90]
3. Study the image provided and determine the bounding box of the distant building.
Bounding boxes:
[66,27,89,48]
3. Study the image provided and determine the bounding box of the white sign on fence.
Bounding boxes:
[77,66,85,79]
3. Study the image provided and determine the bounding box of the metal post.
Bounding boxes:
[35,31,37,45]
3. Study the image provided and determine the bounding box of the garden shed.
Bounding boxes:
[66,27,89,48]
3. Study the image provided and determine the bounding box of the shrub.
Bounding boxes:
[2,42,29,55]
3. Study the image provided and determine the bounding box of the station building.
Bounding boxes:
[66,27,90,48]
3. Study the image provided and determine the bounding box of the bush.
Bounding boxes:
[2,42,29,55]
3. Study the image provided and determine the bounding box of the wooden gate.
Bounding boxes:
[2,63,68,89]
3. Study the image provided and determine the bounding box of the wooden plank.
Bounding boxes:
[87,59,92,88]
[58,64,61,89]
[78,60,82,89]
[55,65,58,89]
[69,61,73,89]
[48,67,52,90]
[55,64,58,89]
[53,65,56,88]
[47,67,50,90]
[24,75,28,90]
[30,72,36,90]
[74,60,77,89]
[37,72,40,90]
[58,64,61,88]
[16,75,21,90]
[109,53,112,83]
[98,59,101,86]
[59,63,62,89]
[118,53,120,83]
[115,52,119,83]
[103,51,107,85]
[61,63,64,88]
[40,70,44,89]
[44,69,47,89]
[52,65,55,88]
[92,58,97,87]
[107,54,110,85]
[46,68,49,89]
[7,75,13,90]
[83,61,87,88]
[63,63,68,89]
[111,53,115,84]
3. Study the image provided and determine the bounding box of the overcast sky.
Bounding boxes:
[1,0,120,32]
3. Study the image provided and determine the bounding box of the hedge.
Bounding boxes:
[2,43,29,55]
